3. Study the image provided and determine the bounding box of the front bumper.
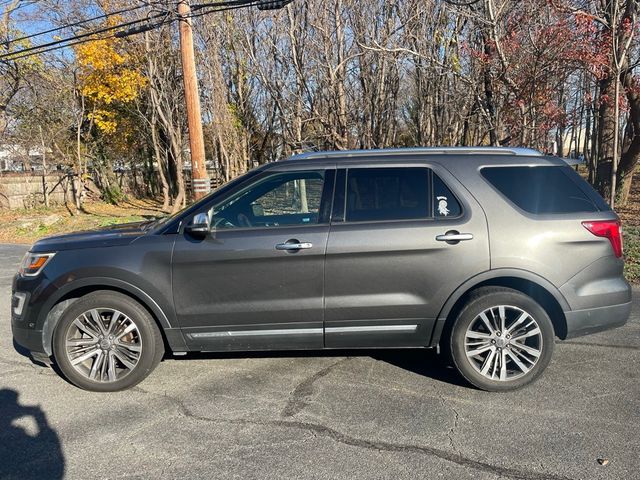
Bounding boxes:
[11,323,46,354]
[564,301,631,339]
[12,269,52,356]
[12,284,47,356]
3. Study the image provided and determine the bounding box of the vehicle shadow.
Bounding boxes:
[172,348,472,389]
[371,349,471,388]
[0,389,65,480]
[12,338,31,358]
[11,339,78,388]
[13,339,471,390]
[12,338,52,369]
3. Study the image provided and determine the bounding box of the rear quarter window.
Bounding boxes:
[433,173,462,218]
[481,166,607,214]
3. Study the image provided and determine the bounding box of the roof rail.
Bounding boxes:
[285,146,544,161]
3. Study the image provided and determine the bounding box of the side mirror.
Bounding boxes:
[185,212,210,237]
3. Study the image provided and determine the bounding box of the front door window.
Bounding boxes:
[210,171,326,229]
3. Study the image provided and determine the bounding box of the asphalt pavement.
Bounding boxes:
[1,243,639,480]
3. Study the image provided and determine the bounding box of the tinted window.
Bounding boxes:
[481,166,600,214]
[258,177,324,216]
[211,171,325,228]
[346,168,430,222]
[433,174,462,218]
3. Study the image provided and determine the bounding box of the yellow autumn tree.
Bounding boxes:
[75,33,147,136]
[73,13,148,204]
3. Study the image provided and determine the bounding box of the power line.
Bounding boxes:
[115,12,173,38]
[0,15,173,62]
[4,4,149,46]
[190,0,256,11]
[0,0,285,62]
[1,11,175,62]
[2,32,122,62]
[443,0,482,6]
[188,0,261,19]
[0,12,167,61]
[2,17,176,62]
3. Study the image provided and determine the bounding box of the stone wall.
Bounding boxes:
[0,173,70,209]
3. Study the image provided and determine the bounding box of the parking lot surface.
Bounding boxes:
[1,243,639,480]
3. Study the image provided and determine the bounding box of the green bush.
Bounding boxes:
[624,226,640,283]
[102,185,126,205]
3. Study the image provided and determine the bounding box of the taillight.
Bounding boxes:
[582,220,623,258]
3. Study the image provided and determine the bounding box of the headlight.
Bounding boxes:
[19,252,56,277]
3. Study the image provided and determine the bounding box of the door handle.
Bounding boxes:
[275,241,313,251]
[435,231,473,243]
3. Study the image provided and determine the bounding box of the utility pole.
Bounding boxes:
[177,0,209,200]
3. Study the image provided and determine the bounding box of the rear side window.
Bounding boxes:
[481,166,603,214]
[346,168,430,222]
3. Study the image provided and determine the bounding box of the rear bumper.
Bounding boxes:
[564,301,631,339]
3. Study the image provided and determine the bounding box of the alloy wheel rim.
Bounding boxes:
[464,305,543,381]
[65,308,142,383]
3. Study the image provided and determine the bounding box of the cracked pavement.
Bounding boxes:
[1,243,639,480]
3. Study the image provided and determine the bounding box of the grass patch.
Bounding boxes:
[624,225,640,284]
[0,199,164,244]
[98,215,145,227]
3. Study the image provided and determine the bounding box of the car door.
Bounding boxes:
[172,166,335,351]
[324,162,490,348]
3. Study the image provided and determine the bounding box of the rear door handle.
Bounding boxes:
[275,241,313,251]
[436,231,473,243]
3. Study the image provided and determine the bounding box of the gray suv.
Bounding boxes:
[11,147,631,392]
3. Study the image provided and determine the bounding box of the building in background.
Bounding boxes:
[0,144,51,172]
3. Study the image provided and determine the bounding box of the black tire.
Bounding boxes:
[449,287,555,392]
[52,291,164,392]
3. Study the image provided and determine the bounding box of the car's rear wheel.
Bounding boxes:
[52,291,164,392]
[449,287,555,391]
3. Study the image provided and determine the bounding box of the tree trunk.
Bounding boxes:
[74,103,84,213]
[617,68,640,205]
[589,81,600,184]
[174,164,186,212]
[38,126,49,208]
[595,76,616,198]
[620,171,635,205]
[482,33,498,146]
[611,68,621,207]
[150,115,171,212]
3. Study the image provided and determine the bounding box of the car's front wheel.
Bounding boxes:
[52,291,164,392]
[449,287,555,391]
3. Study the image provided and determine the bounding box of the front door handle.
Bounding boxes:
[436,231,473,244]
[275,241,313,251]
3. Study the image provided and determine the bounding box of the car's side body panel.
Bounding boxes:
[172,224,330,351]
[440,157,623,288]
[427,267,573,347]
[171,162,337,352]
[11,234,185,355]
